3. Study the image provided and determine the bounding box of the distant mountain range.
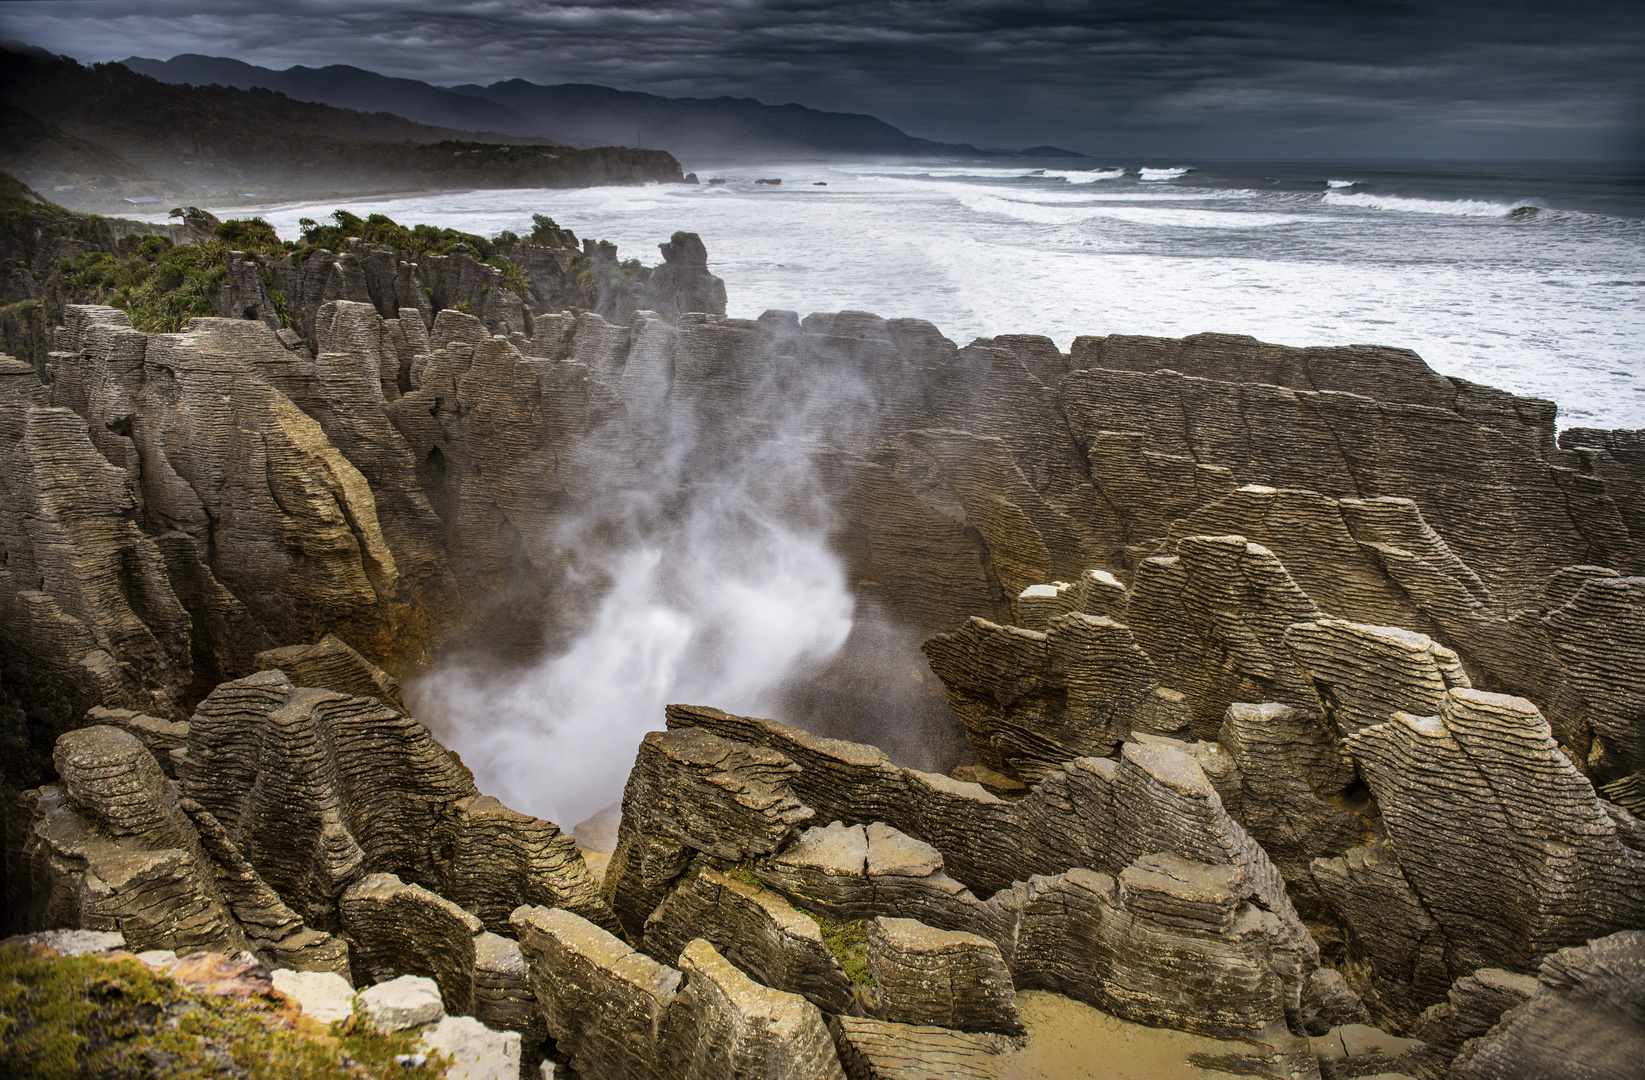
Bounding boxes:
[0,43,683,211]
[121,53,1086,163]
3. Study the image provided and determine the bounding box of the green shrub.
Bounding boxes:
[486,258,529,297]
[529,214,560,243]
[300,209,491,258]
[214,217,284,254]
[793,907,876,986]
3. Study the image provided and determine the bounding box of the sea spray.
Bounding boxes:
[406,314,879,829]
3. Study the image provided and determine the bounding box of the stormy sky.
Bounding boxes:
[4,0,1642,158]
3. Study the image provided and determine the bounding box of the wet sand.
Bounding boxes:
[998,991,1245,1080]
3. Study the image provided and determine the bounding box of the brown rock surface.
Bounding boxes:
[866,916,1021,1035]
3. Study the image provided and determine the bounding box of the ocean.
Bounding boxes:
[182,158,1644,429]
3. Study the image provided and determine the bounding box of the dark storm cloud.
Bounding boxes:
[4,0,1642,156]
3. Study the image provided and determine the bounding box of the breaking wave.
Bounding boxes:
[1323,191,1538,218]
[1041,168,1127,183]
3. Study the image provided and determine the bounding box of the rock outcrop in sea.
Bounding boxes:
[2,243,1642,1077]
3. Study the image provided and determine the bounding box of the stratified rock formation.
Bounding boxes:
[3,279,1643,1078]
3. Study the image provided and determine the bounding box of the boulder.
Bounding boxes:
[271,968,358,1024]
[358,973,445,1033]
[640,867,855,1015]
[865,917,1021,1035]
[419,1014,523,1080]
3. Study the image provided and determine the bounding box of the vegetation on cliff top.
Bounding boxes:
[0,179,677,359]
[0,944,445,1079]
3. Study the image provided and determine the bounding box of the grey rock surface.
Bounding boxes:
[358,974,445,1033]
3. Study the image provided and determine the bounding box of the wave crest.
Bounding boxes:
[1042,168,1127,183]
[1323,190,1537,217]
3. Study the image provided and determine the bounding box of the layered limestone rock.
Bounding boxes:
[178,671,478,927]
[1449,930,1645,1080]
[511,905,846,1080]
[639,867,856,1015]
[1215,702,1369,919]
[603,726,812,936]
[10,724,347,971]
[1340,689,1645,981]
[1284,619,1470,742]
[14,301,1641,786]
[340,872,484,1015]
[432,794,613,936]
[253,633,407,712]
[922,613,1172,781]
[7,291,1645,1079]
[1058,363,1637,609]
[1126,536,1323,737]
[177,671,610,936]
[644,707,1329,1037]
[645,232,728,317]
[865,917,1021,1035]
[829,1016,1006,1080]
[755,820,976,929]
[336,871,546,1039]
[0,353,190,763]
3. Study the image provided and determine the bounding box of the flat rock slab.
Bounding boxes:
[359,974,445,1032]
[419,1014,522,1080]
[2,930,125,956]
[830,1014,1006,1079]
[271,968,358,1025]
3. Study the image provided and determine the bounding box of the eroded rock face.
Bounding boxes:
[6,290,1645,1079]
[1344,689,1645,980]
[1450,930,1645,1080]
[11,724,348,972]
[511,905,845,1080]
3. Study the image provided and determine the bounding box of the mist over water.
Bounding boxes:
[406,318,892,830]
[410,492,854,830]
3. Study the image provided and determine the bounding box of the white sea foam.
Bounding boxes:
[1326,178,1360,188]
[1139,166,1191,180]
[1323,190,1530,217]
[1040,168,1127,183]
